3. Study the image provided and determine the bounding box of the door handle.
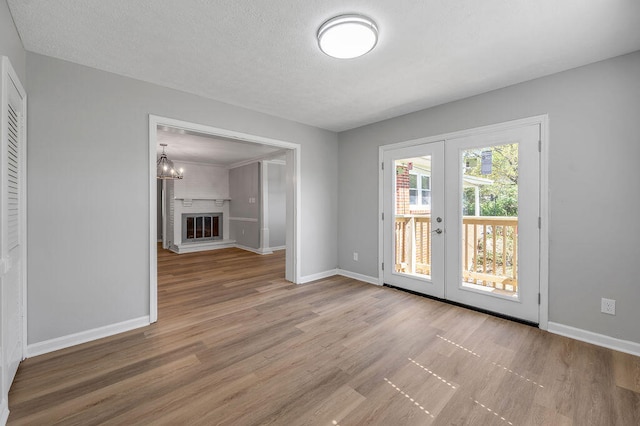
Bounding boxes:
[433,228,443,234]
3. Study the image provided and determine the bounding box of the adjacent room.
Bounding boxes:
[1,1,639,424]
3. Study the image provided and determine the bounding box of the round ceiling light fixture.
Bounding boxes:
[317,14,378,59]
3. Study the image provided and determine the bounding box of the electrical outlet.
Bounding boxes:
[353,252,358,261]
[601,298,616,315]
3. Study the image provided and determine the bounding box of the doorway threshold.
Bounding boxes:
[383,283,538,328]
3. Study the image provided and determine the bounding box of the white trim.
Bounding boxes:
[170,243,286,256]
[379,115,550,326]
[265,159,286,166]
[26,316,150,358]
[227,148,289,170]
[229,217,259,222]
[378,144,384,285]
[235,244,273,255]
[149,119,158,322]
[538,116,550,330]
[171,159,229,168]
[548,322,640,357]
[172,240,236,254]
[17,66,28,362]
[299,269,338,284]
[0,398,8,426]
[337,269,380,286]
[259,160,270,253]
[149,115,302,323]
[174,197,230,201]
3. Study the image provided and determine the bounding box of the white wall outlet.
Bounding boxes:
[353,252,358,261]
[601,298,616,315]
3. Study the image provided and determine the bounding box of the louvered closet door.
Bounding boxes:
[1,57,26,394]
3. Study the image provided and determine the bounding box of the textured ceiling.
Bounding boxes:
[157,129,283,167]
[8,0,640,132]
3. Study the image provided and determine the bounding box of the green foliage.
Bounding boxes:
[462,143,519,217]
[481,185,518,216]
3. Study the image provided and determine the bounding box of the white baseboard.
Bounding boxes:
[235,244,272,255]
[0,397,8,426]
[337,269,380,286]
[235,245,286,255]
[26,316,150,358]
[173,240,237,254]
[298,269,380,286]
[548,321,640,357]
[299,269,338,284]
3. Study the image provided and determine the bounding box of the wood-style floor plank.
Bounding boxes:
[8,246,640,425]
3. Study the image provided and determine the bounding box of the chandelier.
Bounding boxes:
[156,143,183,179]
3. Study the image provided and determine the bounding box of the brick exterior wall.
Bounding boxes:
[395,165,410,215]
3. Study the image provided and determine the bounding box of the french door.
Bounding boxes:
[383,124,541,323]
[383,141,445,298]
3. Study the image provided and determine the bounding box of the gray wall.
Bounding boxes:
[26,53,338,344]
[229,163,260,249]
[267,162,286,248]
[1,0,25,83]
[338,51,640,344]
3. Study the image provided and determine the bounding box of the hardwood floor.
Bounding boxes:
[8,247,640,425]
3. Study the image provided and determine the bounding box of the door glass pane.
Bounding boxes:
[394,157,432,278]
[461,143,519,298]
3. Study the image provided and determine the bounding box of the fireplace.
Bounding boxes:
[182,213,222,243]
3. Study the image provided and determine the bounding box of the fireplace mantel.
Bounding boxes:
[175,198,230,207]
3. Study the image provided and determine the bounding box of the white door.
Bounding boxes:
[444,125,540,323]
[383,141,445,298]
[382,124,541,323]
[1,56,26,400]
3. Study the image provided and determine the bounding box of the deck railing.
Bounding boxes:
[394,215,518,292]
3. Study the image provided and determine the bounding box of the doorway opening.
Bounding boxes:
[149,115,301,323]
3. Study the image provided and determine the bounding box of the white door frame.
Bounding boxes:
[379,115,549,329]
[148,115,301,323]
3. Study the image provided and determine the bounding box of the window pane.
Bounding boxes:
[421,190,430,206]
[460,142,519,297]
[422,175,430,190]
[393,156,432,279]
[409,174,417,189]
[409,189,417,205]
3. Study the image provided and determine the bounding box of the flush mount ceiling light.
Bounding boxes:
[317,14,378,59]
[156,143,184,179]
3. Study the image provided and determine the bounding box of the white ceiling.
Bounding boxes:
[8,0,640,132]
[156,128,283,167]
